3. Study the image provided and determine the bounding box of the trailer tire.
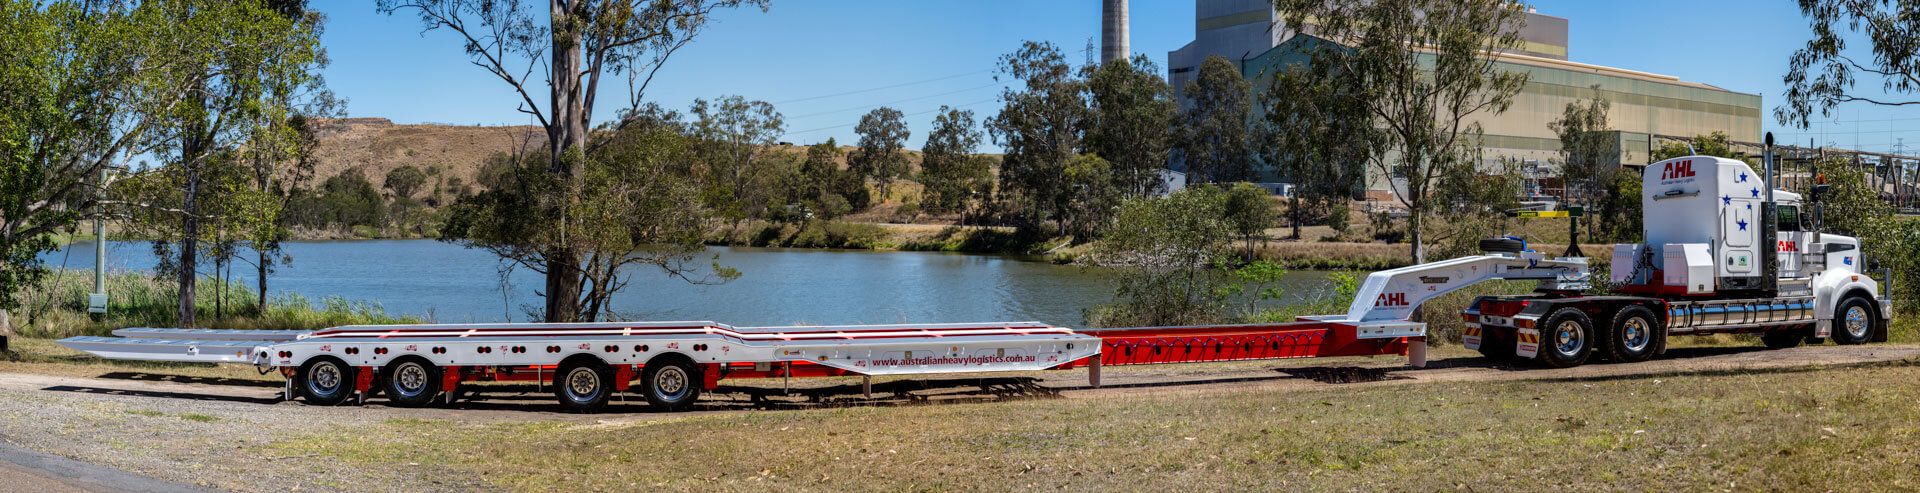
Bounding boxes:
[1538,308,1595,368]
[641,355,702,412]
[1603,306,1659,363]
[554,357,614,413]
[1832,297,1877,345]
[297,357,354,406]
[1478,237,1525,253]
[381,357,441,408]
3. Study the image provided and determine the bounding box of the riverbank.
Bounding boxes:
[8,270,419,340]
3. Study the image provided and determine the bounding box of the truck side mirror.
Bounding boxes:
[1810,184,1831,201]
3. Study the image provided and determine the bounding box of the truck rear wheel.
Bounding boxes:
[641,356,702,411]
[297,357,355,406]
[1538,308,1595,368]
[381,357,441,408]
[1603,306,1659,363]
[1832,297,1877,345]
[555,357,614,413]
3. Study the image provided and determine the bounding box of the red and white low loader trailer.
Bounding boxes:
[1465,143,1895,367]
[53,252,1596,412]
[51,146,1894,411]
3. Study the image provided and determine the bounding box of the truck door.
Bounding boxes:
[1775,203,1806,278]
[1723,198,1756,274]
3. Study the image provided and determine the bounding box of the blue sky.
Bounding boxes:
[314,0,1918,155]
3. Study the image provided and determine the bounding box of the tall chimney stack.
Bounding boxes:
[1102,0,1129,63]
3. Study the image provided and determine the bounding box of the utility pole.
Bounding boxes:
[89,166,108,319]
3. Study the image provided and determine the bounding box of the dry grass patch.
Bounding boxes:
[269,358,1920,491]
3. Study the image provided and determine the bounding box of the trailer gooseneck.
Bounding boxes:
[57,148,1895,412]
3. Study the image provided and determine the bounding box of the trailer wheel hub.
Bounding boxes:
[1621,318,1650,352]
[565,367,601,400]
[1554,320,1585,357]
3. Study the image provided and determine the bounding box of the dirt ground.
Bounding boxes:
[0,342,1915,491]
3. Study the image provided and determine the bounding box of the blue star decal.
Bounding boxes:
[1746,203,1753,210]
[1737,219,1748,231]
[1750,188,1760,198]
[1739,171,1749,182]
[1722,195,1732,205]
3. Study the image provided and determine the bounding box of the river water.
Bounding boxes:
[43,240,1338,327]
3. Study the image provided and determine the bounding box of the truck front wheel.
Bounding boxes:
[1604,306,1659,363]
[1832,297,1878,345]
[1538,308,1595,368]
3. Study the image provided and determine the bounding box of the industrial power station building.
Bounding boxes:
[1163,0,1763,198]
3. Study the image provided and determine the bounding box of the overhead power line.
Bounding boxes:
[781,98,1000,137]
[785,82,1006,120]
[771,69,994,105]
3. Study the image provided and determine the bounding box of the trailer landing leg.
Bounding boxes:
[1408,339,1428,368]
[1088,357,1102,388]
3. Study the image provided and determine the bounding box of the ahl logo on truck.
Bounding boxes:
[1660,159,1696,179]
[1375,292,1409,307]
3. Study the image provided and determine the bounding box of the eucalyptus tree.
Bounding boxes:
[918,106,992,215]
[1177,56,1256,184]
[1273,0,1530,263]
[380,0,769,322]
[986,41,1090,235]
[1261,59,1371,240]
[1778,0,1920,128]
[0,1,182,336]
[1086,55,1177,198]
[851,107,910,198]
[689,95,783,225]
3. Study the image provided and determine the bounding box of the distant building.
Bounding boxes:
[1165,0,1762,196]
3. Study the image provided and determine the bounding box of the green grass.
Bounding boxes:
[261,358,1920,491]
[9,270,421,339]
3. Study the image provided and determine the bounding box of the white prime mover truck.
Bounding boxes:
[1463,152,1894,367]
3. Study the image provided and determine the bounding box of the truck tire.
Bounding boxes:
[1538,308,1595,368]
[1832,297,1878,345]
[297,357,355,406]
[641,355,702,412]
[1479,237,1525,253]
[1604,306,1659,363]
[1762,327,1807,349]
[381,357,441,408]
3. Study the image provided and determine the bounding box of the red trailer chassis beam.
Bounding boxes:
[1073,321,1413,367]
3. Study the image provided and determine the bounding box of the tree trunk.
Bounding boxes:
[1290,197,1303,240]
[1408,209,1425,264]
[257,250,269,311]
[539,0,590,324]
[0,308,11,353]
[179,155,200,329]
[544,248,583,322]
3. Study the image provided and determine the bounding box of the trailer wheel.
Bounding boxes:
[1832,297,1877,345]
[1603,306,1659,363]
[297,357,355,406]
[641,355,702,412]
[1538,308,1595,368]
[381,357,441,408]
[1762,327,1808,349]
[554,357,614,413]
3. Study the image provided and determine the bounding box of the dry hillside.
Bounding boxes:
[305,117,541,191]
